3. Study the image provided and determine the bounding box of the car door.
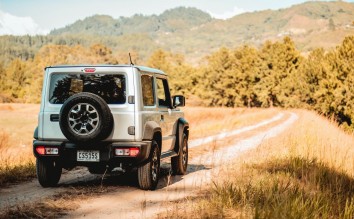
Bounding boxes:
[155,77,176,153]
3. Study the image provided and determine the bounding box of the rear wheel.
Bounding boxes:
[138,141,160,190]
[171,133,188,175]
[36,159,62,187]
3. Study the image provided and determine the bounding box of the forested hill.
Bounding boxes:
[1,1,354,65]
[49,1,354,54]
[50,7,212,35]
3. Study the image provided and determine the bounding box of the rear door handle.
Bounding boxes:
[50,114,59,122]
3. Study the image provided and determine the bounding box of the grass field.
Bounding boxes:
[1,104,353,218]
[166,110,354,218]
[0,104,38,186]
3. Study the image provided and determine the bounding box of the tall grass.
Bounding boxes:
[184,107,280,139]
[0,131,36,187]
[166,110,354,218]
[210,157,354,218]
[0,130,9,150]
[0,160,36,187]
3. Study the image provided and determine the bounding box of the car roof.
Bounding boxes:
[46,65,166,75]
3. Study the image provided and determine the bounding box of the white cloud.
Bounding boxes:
[208,6,247,20]
[0,10,49,36]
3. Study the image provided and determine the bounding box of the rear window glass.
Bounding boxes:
[49,73,126,104]
[141,75,155,106]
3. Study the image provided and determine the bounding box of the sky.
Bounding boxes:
[0,0,353,35]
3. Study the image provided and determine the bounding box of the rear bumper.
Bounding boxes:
[33,140,152,169]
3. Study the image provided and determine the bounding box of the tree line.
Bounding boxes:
[1,36,354,129]
[148,36,354,129]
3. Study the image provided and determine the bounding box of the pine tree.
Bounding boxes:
[233,45,260,107]
[4,59,29,99]
[255,37,301,107]
[197,47,237,107]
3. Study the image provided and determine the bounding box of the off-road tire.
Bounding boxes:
[138,141,160,190]
[36,159,62,187]
[171,133,188,175]
[59,92,113,143]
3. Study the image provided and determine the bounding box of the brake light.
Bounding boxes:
[36,146,59,155]
[115,148,140,157]
[129,148,139,157]
[36,146,45,155]
[84,68,96,73]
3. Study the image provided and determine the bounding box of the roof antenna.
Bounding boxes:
[129,53,134,66]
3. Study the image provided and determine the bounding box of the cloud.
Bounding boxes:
[208,6,247,20]
[0,10,48,35]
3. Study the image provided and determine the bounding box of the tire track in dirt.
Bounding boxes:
[0,112,297,218]
[0,112,284,210]
[64,112,298,219]
[188,112,284,148]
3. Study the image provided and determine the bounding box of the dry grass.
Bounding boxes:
[0,104,38,187]
[4,103,351,218]
[0,131,36,187]
[184,107,280,139]
[0,103,38,150]
[0,160,36,187]
[285,110,354,174]
[0,130,9,150]
[163,110,354,218]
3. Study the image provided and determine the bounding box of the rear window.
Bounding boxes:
[49,73,126,104]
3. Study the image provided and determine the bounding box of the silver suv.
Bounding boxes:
[33,65,189,190]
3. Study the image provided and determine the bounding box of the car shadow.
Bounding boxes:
[157,163,209,189]
[59,163,209,190]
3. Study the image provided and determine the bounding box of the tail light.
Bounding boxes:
[36,146,59,155]
[115,148,140,157]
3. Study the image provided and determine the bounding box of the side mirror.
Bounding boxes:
[172,95,185,107]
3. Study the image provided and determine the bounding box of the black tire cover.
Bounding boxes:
[59,92,113,143]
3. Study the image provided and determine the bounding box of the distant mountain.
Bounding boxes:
[1,2,354,64]
[50,7,212,35]
[49,2,354,55]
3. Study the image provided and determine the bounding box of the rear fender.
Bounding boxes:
[142,121,161,141]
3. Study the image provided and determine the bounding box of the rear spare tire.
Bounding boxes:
[59,92,113,143]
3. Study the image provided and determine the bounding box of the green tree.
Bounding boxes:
[4,59,29,99]
[147,49,172,72]
[233,45,260,107]
[333,36,354,126]
[147,49,196,96]
[197,47,238,107]
[297,48,327,108]
[255,37,301,107]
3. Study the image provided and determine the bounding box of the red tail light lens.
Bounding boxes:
[35,146,59,155]
[36,146,45,155]
[129,148,139,157]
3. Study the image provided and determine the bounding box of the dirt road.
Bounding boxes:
[0,112,298,218]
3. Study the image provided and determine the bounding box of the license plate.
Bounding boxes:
[77,150,100,162]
